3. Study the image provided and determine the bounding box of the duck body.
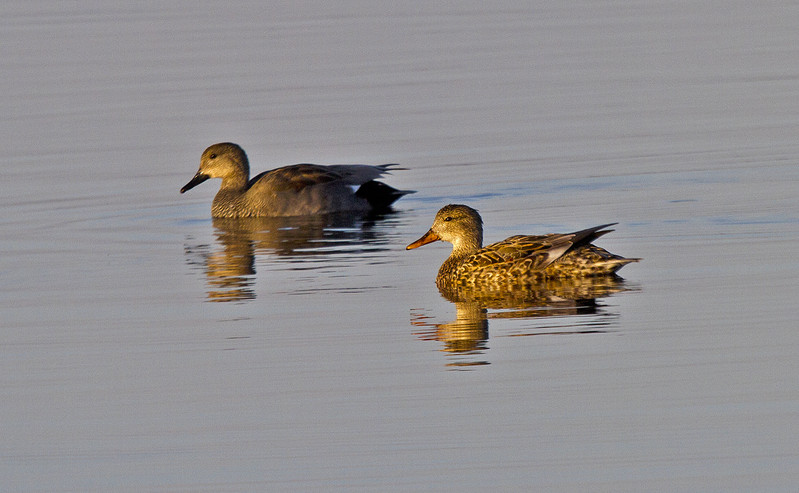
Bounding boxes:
[181,143,413,217]
[407,204,638,287]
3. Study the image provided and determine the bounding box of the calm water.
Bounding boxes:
[3,2,799,491]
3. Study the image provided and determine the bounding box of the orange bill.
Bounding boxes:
[406,229,440,250]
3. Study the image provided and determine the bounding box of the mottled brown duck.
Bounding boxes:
[406,204,638,287]
[181,143,413,217]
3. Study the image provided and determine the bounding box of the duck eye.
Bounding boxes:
[443,216,452,222]
[209,153,217,159]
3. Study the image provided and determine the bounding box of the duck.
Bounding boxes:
[180,143,413,217]
[406,204,638,287]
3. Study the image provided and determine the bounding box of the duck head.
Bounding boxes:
[181,142,250,193]
[407,204,484,253]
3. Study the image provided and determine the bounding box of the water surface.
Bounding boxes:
[2,2,799,491]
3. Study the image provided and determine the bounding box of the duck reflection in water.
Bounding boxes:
[184,213,395,302]
[411,277,634,368]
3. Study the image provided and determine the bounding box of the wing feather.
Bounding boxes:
[249,163,397,192]
[454,224,618,282]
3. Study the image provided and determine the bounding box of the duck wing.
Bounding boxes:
[247,164,339,193]
[249,163,399,192]
[325,163,400,185]
[459,224,617,277]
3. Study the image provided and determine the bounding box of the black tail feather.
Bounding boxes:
[355,180,415,210]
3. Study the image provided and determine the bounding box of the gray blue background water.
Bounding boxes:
[3,2,798,491]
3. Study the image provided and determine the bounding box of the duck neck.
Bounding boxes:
[220,153,251,191]
[219,173,249,191]
[438,234,482,280]
[450,231,482,256]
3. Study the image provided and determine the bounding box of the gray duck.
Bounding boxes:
[181,143,413,217]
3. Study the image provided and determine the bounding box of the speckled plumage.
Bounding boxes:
[407,204,639,288]
[181,143,413,217]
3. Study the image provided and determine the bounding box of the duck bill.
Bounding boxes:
[180,172,210,193]
[406,229,440,250]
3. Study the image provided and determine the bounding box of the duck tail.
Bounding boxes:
[566,224,641,274]
[594,257,641,275]
[355,180,415,209]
